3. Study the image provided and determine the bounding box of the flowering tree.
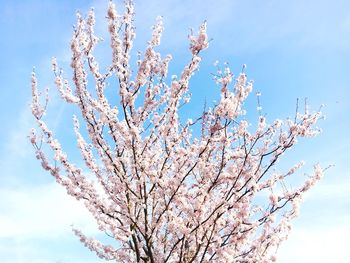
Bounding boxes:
[30,1,324,262]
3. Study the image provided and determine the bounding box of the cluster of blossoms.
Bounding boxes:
[30,1,324,262]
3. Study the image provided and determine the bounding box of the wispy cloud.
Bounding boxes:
[278,223,349,262]
[0,182,104,263]
[276,170,350,262]
[0,183,97,239]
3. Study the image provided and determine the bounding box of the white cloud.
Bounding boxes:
[276,174,350,262]
[0,240,103,263]
[0,183,98,239]
[277,224,350,262]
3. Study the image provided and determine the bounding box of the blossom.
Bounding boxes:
[30,1,324,262]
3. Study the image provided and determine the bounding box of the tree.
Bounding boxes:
[30,1,324,262]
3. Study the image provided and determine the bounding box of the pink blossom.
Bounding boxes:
[30,1,324,262]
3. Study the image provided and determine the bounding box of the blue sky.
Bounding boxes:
[0,0,349,262]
